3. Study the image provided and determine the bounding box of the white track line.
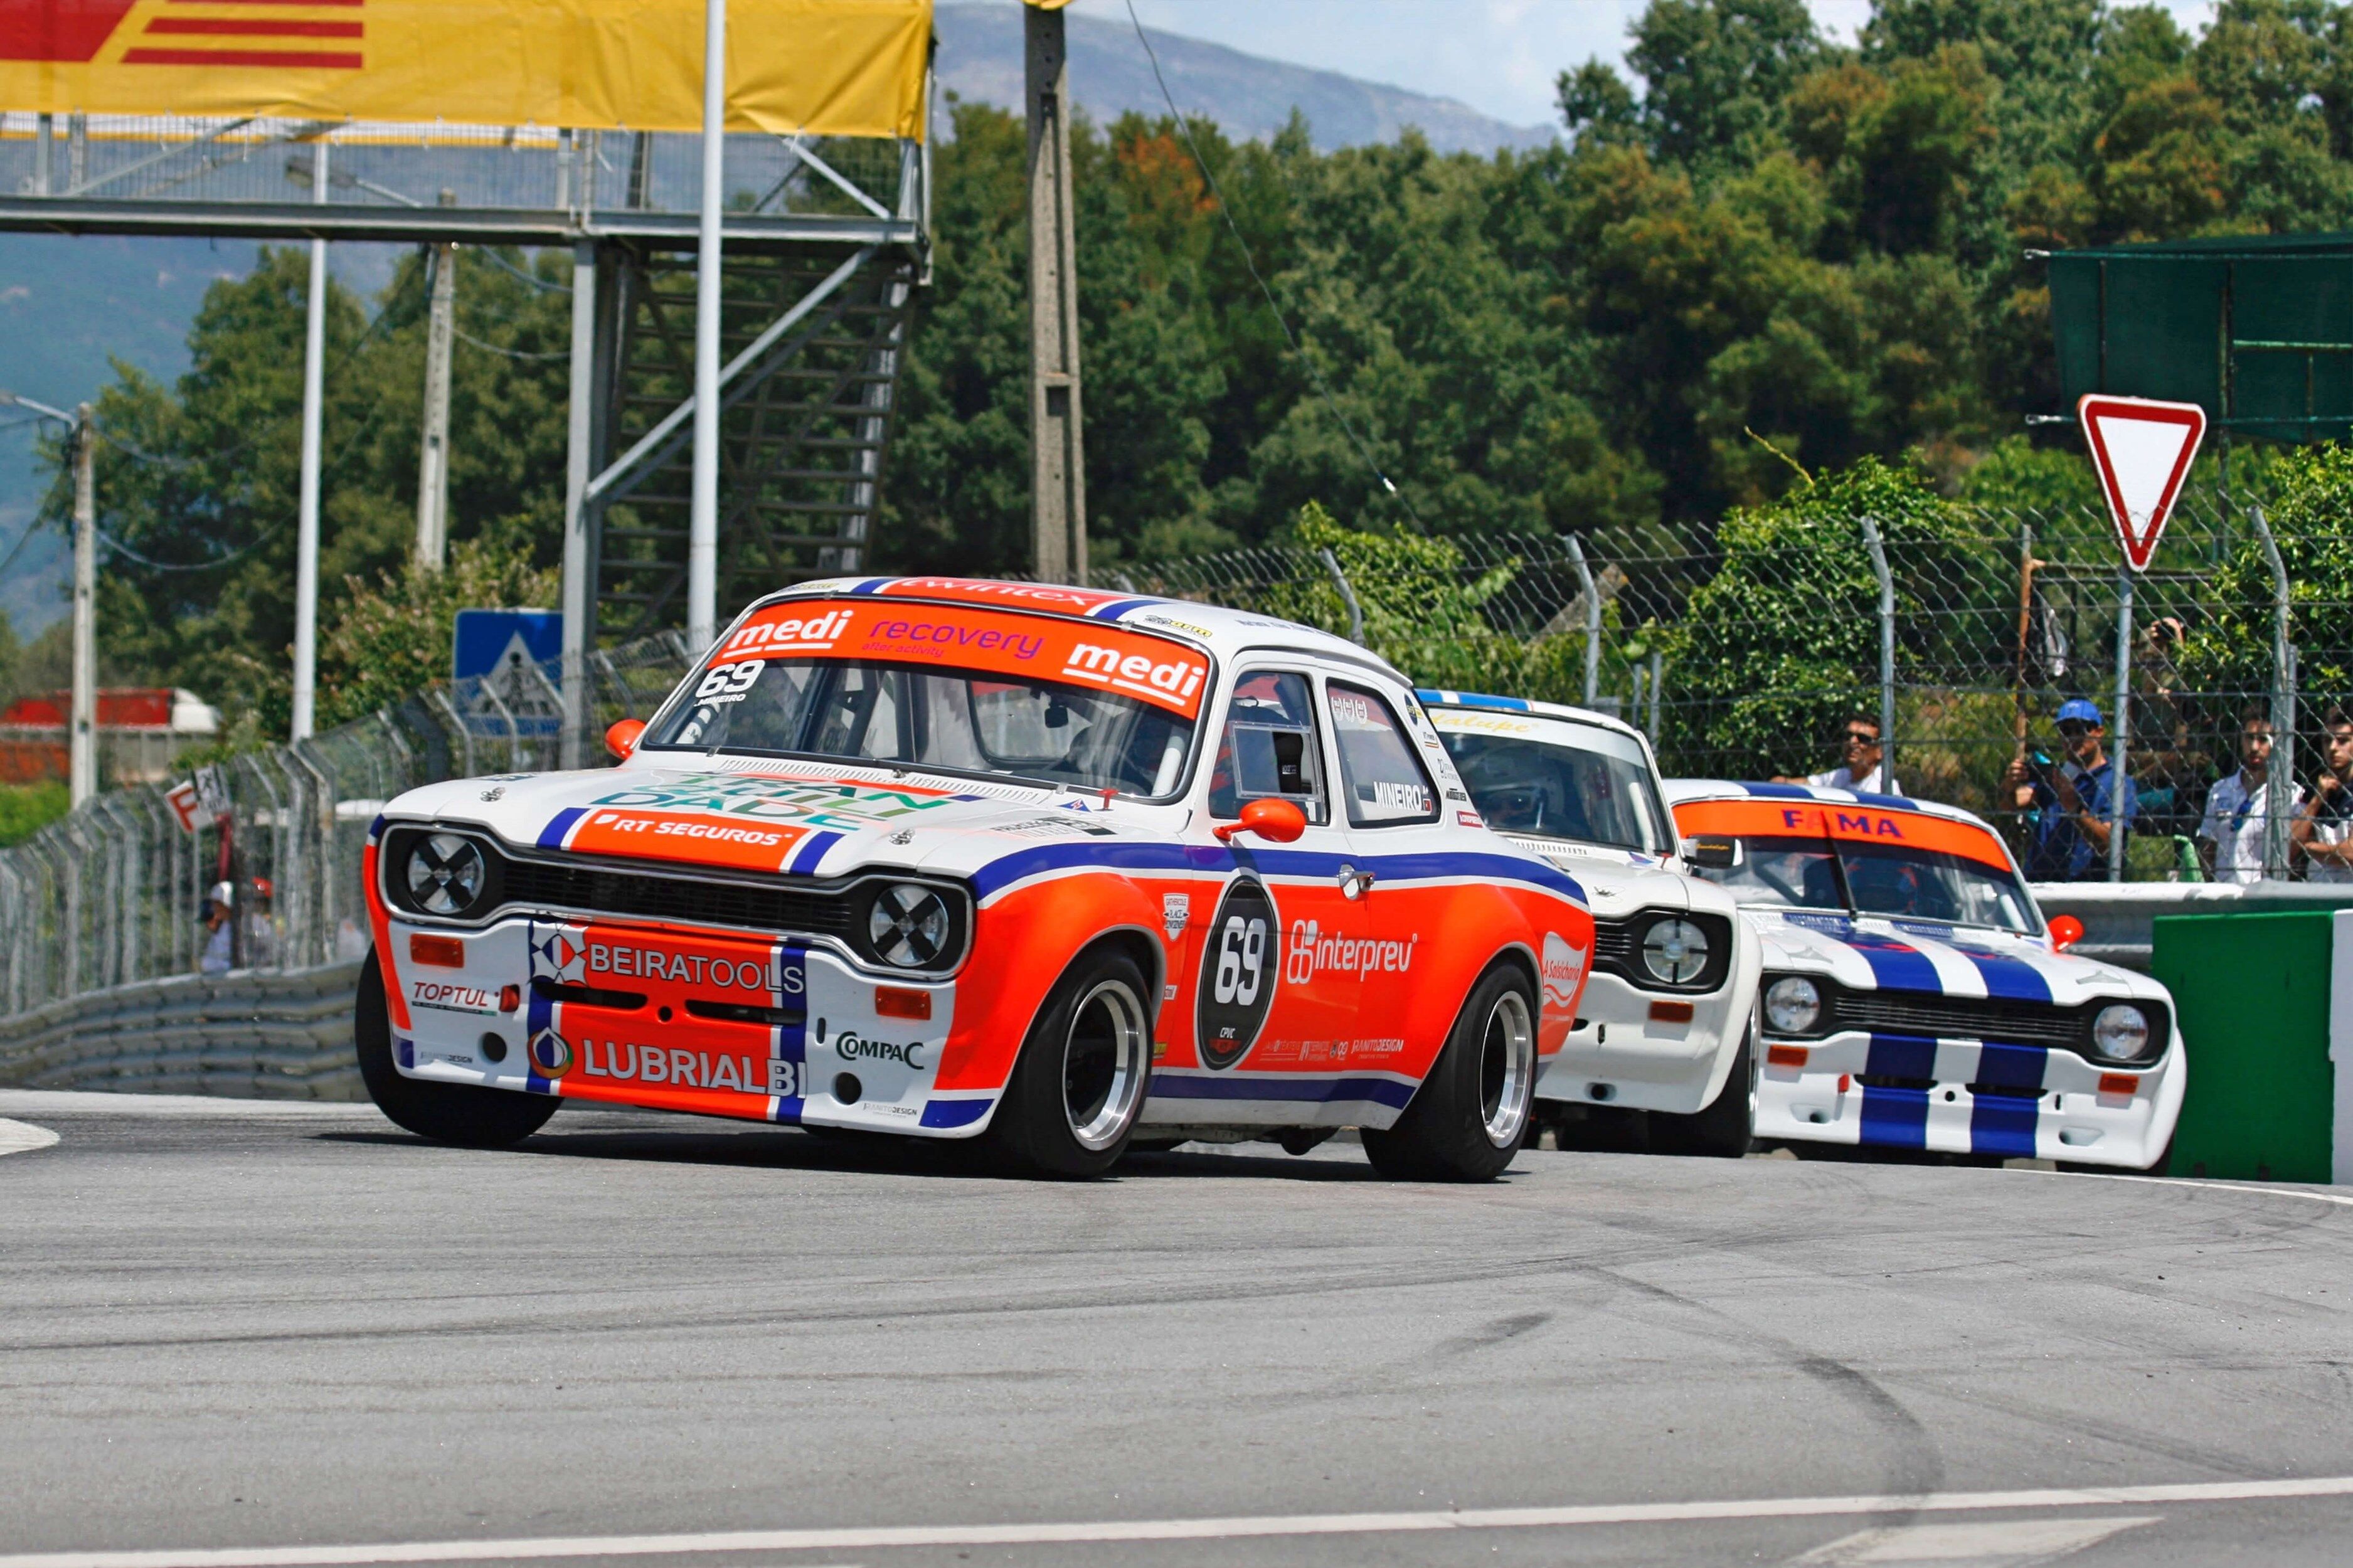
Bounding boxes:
[0,1091,368,1119]
[0,1118,58,1157]
[2032,1168,2353,1209]
[6,1475,2351,1568]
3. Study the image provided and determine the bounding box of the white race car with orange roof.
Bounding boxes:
[1667,781,2182,1170]
[1415,690,1761,1157]
[359,577,1596,1179]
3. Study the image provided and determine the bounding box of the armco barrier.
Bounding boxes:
[0,961,363,1100]
[2031,882,2353,972]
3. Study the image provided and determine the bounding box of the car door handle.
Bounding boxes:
[1337,865,1376,900]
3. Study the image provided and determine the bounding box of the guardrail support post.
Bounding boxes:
[2252,505,2296,879]
[1859,513,1896,788]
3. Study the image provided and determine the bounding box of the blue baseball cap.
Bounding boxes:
[2056,698,2103,726]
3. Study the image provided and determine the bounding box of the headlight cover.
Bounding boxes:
[861,881,958,970]
[405,833,492,918]
[1640,916,1711,985]
[1764,975,1823,1036]
[2091,1003,2150,1061]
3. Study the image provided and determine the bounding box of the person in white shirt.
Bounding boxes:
[1780,713,1899,795]
[2197,704,2299,883]
[2294,707,2353,883]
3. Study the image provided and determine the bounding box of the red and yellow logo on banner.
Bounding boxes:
[0,1,930,140]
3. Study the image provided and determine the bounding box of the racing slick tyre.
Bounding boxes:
[1362,963,1538,1183]
[356,949,559,1148]
[1649,1007,1758,1159]
[977,948,1154,1179]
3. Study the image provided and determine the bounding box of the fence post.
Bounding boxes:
[1647,650,1664,744]
[2251,505,2295,879]
[1564,534,1601,706]
[1317,548,1366,647]
[1859,514,1896,788]
[2109,570,2133,883]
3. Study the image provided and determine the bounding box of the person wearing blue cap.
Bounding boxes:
[2002,697,2137,880]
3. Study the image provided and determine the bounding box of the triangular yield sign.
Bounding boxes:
[2077,394,2206,571]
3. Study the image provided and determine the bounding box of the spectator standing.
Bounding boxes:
[1778,713,1899,795]
[2197,705,2299,883]
[199,881,235,975]
[2293,708,2353,882]
[2004,698,2137,881]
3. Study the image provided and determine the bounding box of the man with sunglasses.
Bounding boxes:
[2292,707,2353,882]
[2004,697,2137,881]
[2197,704,2297,883]
[1777,712,1899,794]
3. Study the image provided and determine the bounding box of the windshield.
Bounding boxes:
[1676,799,2041,935]
[642,601,1206,796]
[1430,710,1672,854]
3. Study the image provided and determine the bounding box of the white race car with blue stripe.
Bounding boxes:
[1666,781,2182,1170]
[1417,691,1762,1157]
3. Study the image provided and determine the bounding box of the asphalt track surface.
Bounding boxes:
[4,1091,2352,1568]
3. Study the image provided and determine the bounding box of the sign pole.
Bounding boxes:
[560,238,598,770]
[2109,571,2132,883]
[290,137,331,742]
[687,0,727,654]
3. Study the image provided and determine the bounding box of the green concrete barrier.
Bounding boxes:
[2152,910,2338,1183]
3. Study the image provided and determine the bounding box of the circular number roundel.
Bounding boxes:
[1196,876,1279,1071]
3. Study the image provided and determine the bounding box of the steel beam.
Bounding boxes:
[0,197,918,250]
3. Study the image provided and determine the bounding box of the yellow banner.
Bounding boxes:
[0,1,930,140]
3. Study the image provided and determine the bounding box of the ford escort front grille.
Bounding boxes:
[1832,992,2086,1048]
[497,856,854,937]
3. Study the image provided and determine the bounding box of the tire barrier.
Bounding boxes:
[0,960,363,1101]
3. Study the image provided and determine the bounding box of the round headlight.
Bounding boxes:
[1765,975,1822,1036]
[406,834,489,917]
[2091,1004,2150,1061]
[867,882,952,969]
[1640,916,1711,985]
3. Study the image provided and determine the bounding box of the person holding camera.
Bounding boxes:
[2292,707,2353,883]
[2002,698,2137,881]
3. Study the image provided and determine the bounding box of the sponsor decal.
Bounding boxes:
[529,1029,574,1076]
[1542,931,1589,1012]
[1427,710,1537,736]
[867,578,1137,615]
[1256,1037,1409,1066]
[1162,893,1190,941]
[528,923,587,986]
[1283,919,1419,986]
[587,774,972,829]
[1059,640,1209,711]
[1196,876,1280,1071]
[1135,613,1217,640]
[580,1039,790,1096]
[715,606,856,659]
[1457,810,1485,829]
[1672,798,2015,873]
[834,1032,927,1070]
[993,815,1116,840]
[410,981,500,1015]
[1359,780,1431,813]
[590,942,803,994]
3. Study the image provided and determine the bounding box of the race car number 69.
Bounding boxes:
[1213,914,1266,1006]
[696,662,762,701]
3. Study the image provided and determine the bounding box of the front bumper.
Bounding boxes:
[1537,943,1757,1116]
[382,913,995,1136]
[1756,1027,2184,1169]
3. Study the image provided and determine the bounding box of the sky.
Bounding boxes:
[1104,1,2229,131]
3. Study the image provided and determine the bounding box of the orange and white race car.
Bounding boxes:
[359,579,1596,1179]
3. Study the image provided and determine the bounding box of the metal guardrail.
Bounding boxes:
[0,960,363,1099]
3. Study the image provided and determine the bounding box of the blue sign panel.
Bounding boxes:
[452,609,563,684]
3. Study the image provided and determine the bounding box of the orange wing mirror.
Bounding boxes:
[605,718,646,761]
[2048,913,2084,952]
[1214,797,1308,845]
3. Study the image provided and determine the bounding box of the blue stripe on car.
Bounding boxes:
[1865,1032,1937,1079]
[1968,1092,2040,1158]
[537,806,587,849]
[1089,596,1159,620]
[920,1098,992,1129]
[969,840,1585,905]
[1973,1041,2048,1089]
[1947,945,2053,1004]
[1840,931,1943,993]
[788,830,842,875]
[1416,689,1531,712]
[1859,1083,1930,1148]
[1149,1073,1418,1110]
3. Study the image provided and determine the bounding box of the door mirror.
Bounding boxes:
[605,718,646,761]
[1214,797,1308,845]
[2047,913,2084,952]
[1682,835,1740,870]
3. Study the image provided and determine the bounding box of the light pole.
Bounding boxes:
[0,390,95,807]
[687,0,728,652]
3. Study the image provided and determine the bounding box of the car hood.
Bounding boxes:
[377,758,1179,884]
[1742,907,2169,1006]
[1499,835,1732,923]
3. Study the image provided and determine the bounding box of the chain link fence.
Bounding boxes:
[1085,501,2337,885]
[0,636,691,1020]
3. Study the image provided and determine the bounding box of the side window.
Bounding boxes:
[1207,671,1327,824]
[1328,681,1440,827]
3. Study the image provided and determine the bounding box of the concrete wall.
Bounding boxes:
[2032,882,2353,972]
[0,961,363,1100]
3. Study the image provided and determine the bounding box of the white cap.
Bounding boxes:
[209,881,234,907]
